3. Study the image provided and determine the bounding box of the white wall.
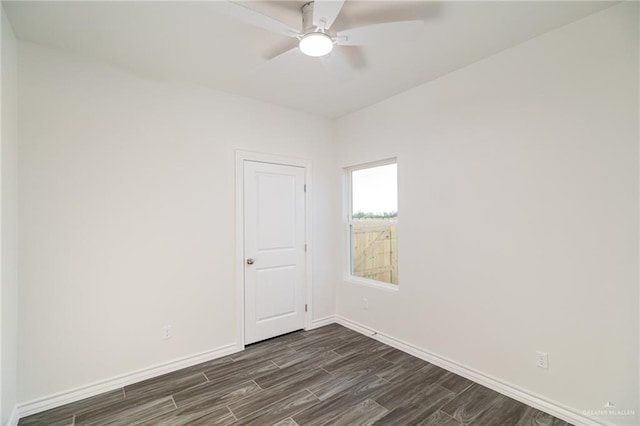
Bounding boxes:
[12,2,640,423]
[333,3,638,425]
[17,41,335,402]
[1,6,19,424]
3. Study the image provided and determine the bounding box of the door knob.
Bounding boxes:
[246,258,254,265]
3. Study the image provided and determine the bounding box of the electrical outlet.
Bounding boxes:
[163,325,172,340]
[536,351,548,369]
[363,298,369,310]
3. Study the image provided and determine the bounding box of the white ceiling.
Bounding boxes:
[4,1,615,118]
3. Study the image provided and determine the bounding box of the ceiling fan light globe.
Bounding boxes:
[299,32,333,57]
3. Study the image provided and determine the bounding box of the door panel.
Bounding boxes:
[244,160,306,344]
[257,174,297,250]
[256,266,296,321]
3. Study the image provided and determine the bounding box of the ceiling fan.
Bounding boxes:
[214,0,424,80]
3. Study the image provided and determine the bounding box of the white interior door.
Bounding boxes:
[244,160,306,344]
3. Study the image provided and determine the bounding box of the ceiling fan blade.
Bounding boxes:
[313,0,345,30]
[336,20,423,46]
[321,50,355,81]
[212,1,300,38]
[262,47,302,71]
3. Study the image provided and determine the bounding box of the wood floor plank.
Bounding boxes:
[407,362,449,386]
[177,410,236,426]
[75,396,175,426]
[172,378,261,408]
[372,369,434,408]
[308,370,370,400]
[379,347,420,365]
[376,346,410,362]
[18,389,125,426]
[229,341,296,363]
[123,370,207,399]
[18,414,73,426]
[517,407,570,426]
[375,355,429,382]
[270,349,321,368]
[437,372,474,394]
[329,399,389,426]
[312,372,387,402]
[361,342,395,355]
[332,374,387,401]
[175,356,235,376]
[300,324,355,340]
[292,397,356,426]
[271,347,342,370]
[295,375,388,425]
[296,329,346,344]
[58,388,126,414]
[272,418,299,426]
[332,336,387,357]
[422,410,463,425]
[335,329,370,342]
[229,369,330,419]
[230,389,319,426]
[440,383,504,423]
[302,327,361,345]
[375,380,455,412]
[134,403,235,426]
[372,390,457,426]
[468,394,530,426]
[373,404,438,426]
[257,352,340,389]
[322,353,393,376]
[257,330,307,345]
[204,358,279,385]
[299,323,342,336]
[72,391,170,426]
[288,333,348,353]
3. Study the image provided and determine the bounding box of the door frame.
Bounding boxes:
[235,150,313,351]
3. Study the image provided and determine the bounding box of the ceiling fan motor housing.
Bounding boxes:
[302,1,326,34]
[299,1,334,57]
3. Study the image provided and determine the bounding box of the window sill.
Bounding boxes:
[344,276,399,292]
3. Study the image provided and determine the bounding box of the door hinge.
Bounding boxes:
[305,304,308,312]
[304,184,307,192]
[304,244,307,252]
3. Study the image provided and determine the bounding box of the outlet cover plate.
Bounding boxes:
[536,350,548,369]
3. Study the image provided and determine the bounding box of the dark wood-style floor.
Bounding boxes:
[19,324,570,426]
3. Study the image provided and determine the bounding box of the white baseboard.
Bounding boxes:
[308,315,336,330]
[334,315,605,426]
[7,406,20,426]
[13,319,608,426]
[17,343,239,421]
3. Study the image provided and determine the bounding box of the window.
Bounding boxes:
[346,160,398,286]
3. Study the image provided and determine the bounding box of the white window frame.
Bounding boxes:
[344,158,399,292]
